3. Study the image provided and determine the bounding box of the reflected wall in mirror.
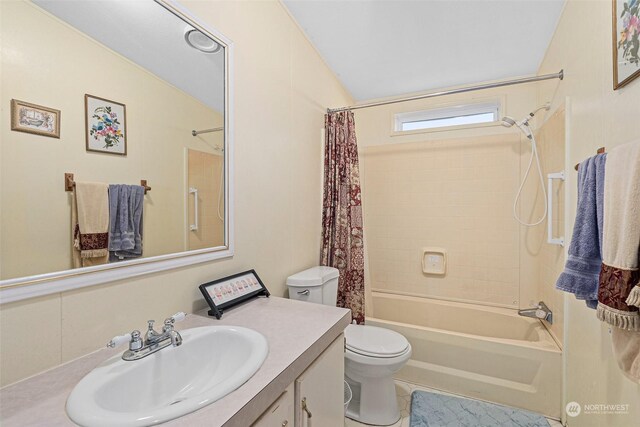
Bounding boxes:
[0,0,228,281]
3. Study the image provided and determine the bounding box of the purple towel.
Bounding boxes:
[555,153,607,308]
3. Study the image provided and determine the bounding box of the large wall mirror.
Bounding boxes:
[0,0,233,301]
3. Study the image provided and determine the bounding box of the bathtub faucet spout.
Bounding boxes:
[518,301,553,324]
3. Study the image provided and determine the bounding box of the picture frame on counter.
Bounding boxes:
[199,269,270,319]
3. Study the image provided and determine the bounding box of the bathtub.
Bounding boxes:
[367,292,562,418]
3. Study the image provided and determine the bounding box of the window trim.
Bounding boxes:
[392,100,501,135]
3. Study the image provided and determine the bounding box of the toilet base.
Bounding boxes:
[345,375,400,426]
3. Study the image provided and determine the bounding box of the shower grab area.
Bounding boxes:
[358,94,567,419]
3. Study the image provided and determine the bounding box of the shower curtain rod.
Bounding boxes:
[326,70,564,114]
[191,126,224,136]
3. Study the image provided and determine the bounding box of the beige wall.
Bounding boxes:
[537,0,640,425]
[356,84,548,310]
[0,0,352,387]
[0,1,224,279]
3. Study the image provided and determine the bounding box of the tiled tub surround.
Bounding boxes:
[361,134,524,308]
[0,297,350,426]
[367,292,562,419]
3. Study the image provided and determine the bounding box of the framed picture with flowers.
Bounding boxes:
[613,0,640,89]
[85,94,127,155]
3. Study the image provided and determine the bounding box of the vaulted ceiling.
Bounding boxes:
[283,0,565,101]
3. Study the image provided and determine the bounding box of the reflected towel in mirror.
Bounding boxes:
[108,184,144,261]
[72,182,110,267]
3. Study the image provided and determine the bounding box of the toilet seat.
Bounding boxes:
[345,324,409,358]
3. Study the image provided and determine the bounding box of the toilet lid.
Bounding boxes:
[345,324,409,358]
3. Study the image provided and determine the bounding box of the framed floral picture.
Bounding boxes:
[85,94,127,155]
[11,99,60,138]
[613,0,640,89]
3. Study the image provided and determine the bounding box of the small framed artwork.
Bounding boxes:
[10,99,60,138]
[199,269,270,319]
[85,94,127,155]
[613,0,640,89]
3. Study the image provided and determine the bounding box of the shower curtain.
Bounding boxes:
[321,110,365,323]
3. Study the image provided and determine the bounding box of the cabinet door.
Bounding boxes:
[252,383,294,427]
[295,334,344,427]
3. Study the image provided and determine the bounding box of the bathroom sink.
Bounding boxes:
[66,325,268,427]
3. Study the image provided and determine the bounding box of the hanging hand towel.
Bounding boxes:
[611,327,640,383]
[108,184,144,261]
[597,141,640,331]
[555,153,606,308]
[72,182,109,267]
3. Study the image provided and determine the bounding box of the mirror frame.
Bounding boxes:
[0,0,234,304]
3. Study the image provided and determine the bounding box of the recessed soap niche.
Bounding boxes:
[422,248,447,275]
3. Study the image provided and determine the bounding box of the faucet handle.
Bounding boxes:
[147,320,156,330]
[164,312,186,326]
[130,330,144,350]
[107,332,132,348]
[171,312,186,323]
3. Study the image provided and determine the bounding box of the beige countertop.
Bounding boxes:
[0,296,351,426]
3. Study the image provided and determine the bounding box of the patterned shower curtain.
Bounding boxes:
[321,110,365,324]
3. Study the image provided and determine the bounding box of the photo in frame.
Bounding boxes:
[85,94,127,155]
[199,269,270,319]
[10,99,60,138]
[613,0,640,89]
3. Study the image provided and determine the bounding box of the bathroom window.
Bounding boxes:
[394,101,500,132]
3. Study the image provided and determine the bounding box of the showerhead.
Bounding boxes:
[501,116,517,127]
[501,103,550,133]
[501,115,532,139]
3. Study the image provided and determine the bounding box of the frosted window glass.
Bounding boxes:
[401,112,495,131]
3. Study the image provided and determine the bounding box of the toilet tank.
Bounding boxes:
[287,266,339,306]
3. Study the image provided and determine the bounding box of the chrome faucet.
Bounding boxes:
[107,312,186,361]
[518,301,552,324]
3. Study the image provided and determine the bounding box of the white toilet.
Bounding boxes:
[287,266,412,426]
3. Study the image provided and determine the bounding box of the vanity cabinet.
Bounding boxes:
[252,334,344,427]
[0,299,351,426]
[295,334,345,427]
[252,383,295,427]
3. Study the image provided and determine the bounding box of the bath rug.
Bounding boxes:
[410,391,549,427]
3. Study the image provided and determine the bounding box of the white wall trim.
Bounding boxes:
[0,249,233,304]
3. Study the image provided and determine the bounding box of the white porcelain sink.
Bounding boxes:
[66,326,268,427]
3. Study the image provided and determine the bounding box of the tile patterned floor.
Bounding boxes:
[344,380,564,427]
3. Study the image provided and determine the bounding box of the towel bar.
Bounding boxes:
[574,147,606,171]
[65,173,151,194]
